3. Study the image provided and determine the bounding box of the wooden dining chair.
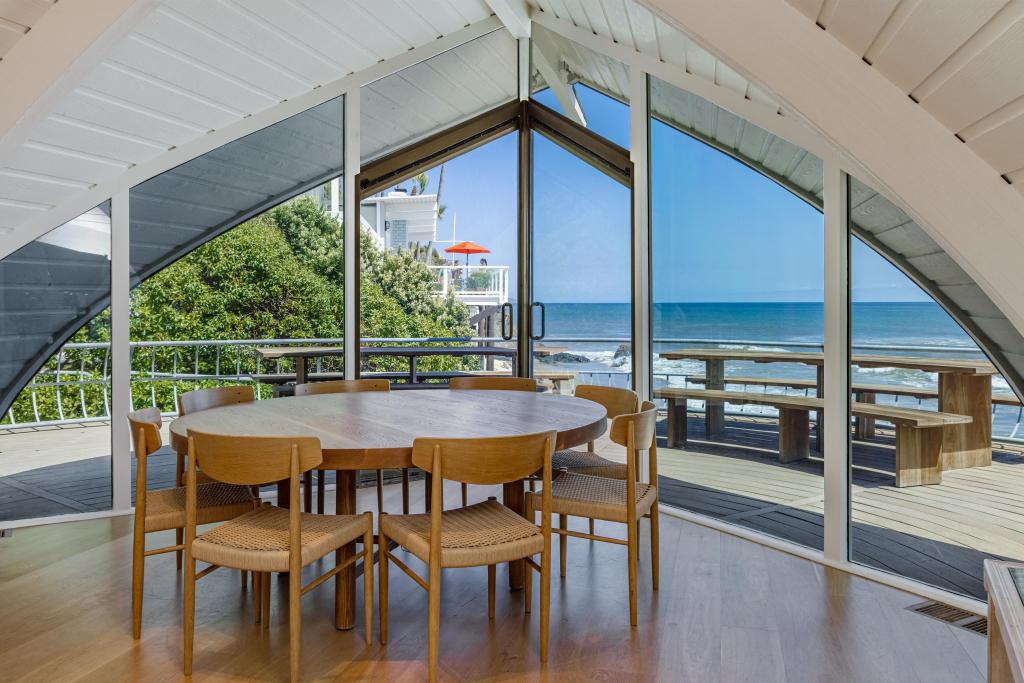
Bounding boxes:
[293,378,406,514]
[527,401,659,627]
[177,385,255,486]
[448,375,538,506]
[128,407,257,639]
[552,385,638,534]
[448,375,538,392]
[378,431,554,683]
[183,430,374,682]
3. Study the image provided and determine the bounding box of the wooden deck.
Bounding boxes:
[649,414,1024,601]
[3,413,1024,601]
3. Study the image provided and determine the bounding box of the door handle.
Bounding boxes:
[530,302,546,341]
[500,302,514,341]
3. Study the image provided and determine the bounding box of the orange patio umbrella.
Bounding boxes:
[445,240,490,266]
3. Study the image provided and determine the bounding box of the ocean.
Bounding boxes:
[531,301,1019,437]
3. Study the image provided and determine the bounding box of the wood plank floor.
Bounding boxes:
[0,479,987,682]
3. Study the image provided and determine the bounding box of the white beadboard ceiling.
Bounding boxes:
[786,0,1024,197]
[0,0,496,244]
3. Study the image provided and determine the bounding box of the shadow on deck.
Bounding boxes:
[656,415,1024,600]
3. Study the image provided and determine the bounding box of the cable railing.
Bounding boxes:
[3,335,1016,439]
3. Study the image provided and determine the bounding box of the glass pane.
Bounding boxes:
[848,175,1022,600]
[0,203,111,522]
[650,76,825,550]
[531,131,631,391]
[530,24,630,148]
[361,29,517,164]
[359,134,519,385]
[128,96,344,495]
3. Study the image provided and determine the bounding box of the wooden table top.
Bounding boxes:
[659,348,996,374]
[169,390,607,470]
[254,345,517,360]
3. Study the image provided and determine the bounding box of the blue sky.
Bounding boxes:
[400,84,926,304]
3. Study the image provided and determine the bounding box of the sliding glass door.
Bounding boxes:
[529,130,633,392]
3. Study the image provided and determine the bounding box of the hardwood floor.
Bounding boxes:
[0,478,986,682]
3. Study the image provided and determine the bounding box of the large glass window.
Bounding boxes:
[0,204,112,522]
[847,176,1023,600]
[650,77,825,550]
[128,96,344,496]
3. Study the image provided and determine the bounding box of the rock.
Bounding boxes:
[613,344,631,359]
[543,351,590,364]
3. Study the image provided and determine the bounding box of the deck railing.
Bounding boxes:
[4,335,1019,440]
[428,265,509,306]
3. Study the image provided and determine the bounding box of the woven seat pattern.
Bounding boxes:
[191,504,370,572]
[552,448,628,480]
[530,472,657,523]
[381,499,543,568]
[144,482,256,532]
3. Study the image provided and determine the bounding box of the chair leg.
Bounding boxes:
[524,498,533,614]
[627,517,639,628]
[427,558,442,683]
[376,470,385,514]
[261,572,271,628]
[487,564,496,621]
[363,520,374,645]
[461,482,468,507]
[379,518,390,645]
[183,554,196,675]
[131,518,145,639]
[289,564,301,683]
[540,531,551,662]
[589,518,595,536]
[401,469,410,514]
[316,471,324,514]
[559,514,567,578]
[240,569,248,588]
[254,572,262,623]
[650,501,660,590]
[175,529,183,570]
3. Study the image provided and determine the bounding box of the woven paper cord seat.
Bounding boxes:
[551,448,627,479]
[381,499,543,568]
[145,482,256,533]
[191,504,369,573]
[529,472,656,524]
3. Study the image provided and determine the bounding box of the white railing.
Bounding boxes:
[429,265,509,306]
[5,335,1021,441]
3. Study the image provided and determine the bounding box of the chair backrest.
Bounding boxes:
[178,385,254,416]
[187,430,322,486]
[609,400,658,450]
[574,385,638,419]
[294,378,390,396]
[448,376,537,392]
[127,406,162,459]
[412,431,556,485]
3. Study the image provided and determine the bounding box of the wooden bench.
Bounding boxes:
[683,375,1018,439]
[655,387,972,487]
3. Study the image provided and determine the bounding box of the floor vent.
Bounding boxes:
[909,600,988,636]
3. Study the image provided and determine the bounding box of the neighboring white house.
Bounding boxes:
[359,190,438,253]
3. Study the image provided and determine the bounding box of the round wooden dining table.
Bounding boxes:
[169,389,607,630]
